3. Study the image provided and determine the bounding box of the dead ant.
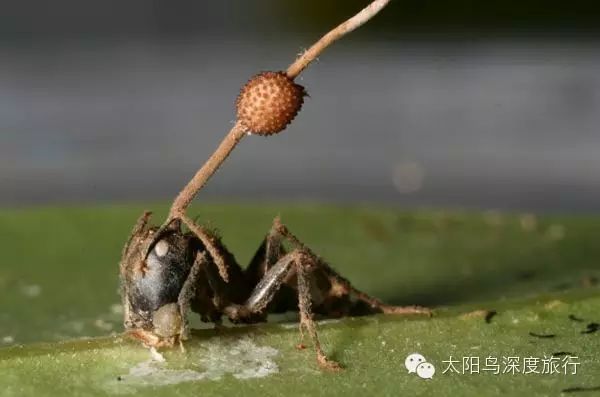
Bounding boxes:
[118,0,431,370]
[120,211,431,370]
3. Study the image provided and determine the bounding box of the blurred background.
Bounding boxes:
[1,0,599,212]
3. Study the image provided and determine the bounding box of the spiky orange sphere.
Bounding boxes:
[236,71,306,136]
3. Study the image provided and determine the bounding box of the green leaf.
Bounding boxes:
[1,204,599,396]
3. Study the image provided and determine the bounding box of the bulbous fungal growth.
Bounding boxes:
[236,71,306,136]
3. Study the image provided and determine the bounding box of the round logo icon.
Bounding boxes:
[416,361,436,379]
[405,353,435,380]
[405,353,426,373]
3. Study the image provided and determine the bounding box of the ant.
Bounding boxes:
[118,1,431,371]
[119,211,430,370]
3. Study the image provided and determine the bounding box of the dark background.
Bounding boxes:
[1,1,599,212]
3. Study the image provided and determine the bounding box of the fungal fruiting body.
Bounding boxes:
[119,0,414,370]
[236,71,306,136]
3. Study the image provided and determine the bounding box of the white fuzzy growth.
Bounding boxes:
[280,317,341,329]
[109,338,279,392]
[20,284,42,298]
[154,240,169,257]
[149,347,165,362]
[2,335,14,344]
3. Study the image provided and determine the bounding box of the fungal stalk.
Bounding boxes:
[164,0,392,230]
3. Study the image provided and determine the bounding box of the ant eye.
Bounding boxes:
[410,358,413,361]
[154,240,169,257]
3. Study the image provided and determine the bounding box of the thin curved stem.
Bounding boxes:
[167,0,392,218]
[169,122,245,217]
[286,0,392,78]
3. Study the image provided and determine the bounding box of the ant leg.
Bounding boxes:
[120,211,154,329]
[225,250,342,370]
[177,214,252,313]
[178,213,240,284]
[177,251,210,340]
[120,211,152,265]
[245,219,287,285]
[252,217,432,316]
[295,251,342,370]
